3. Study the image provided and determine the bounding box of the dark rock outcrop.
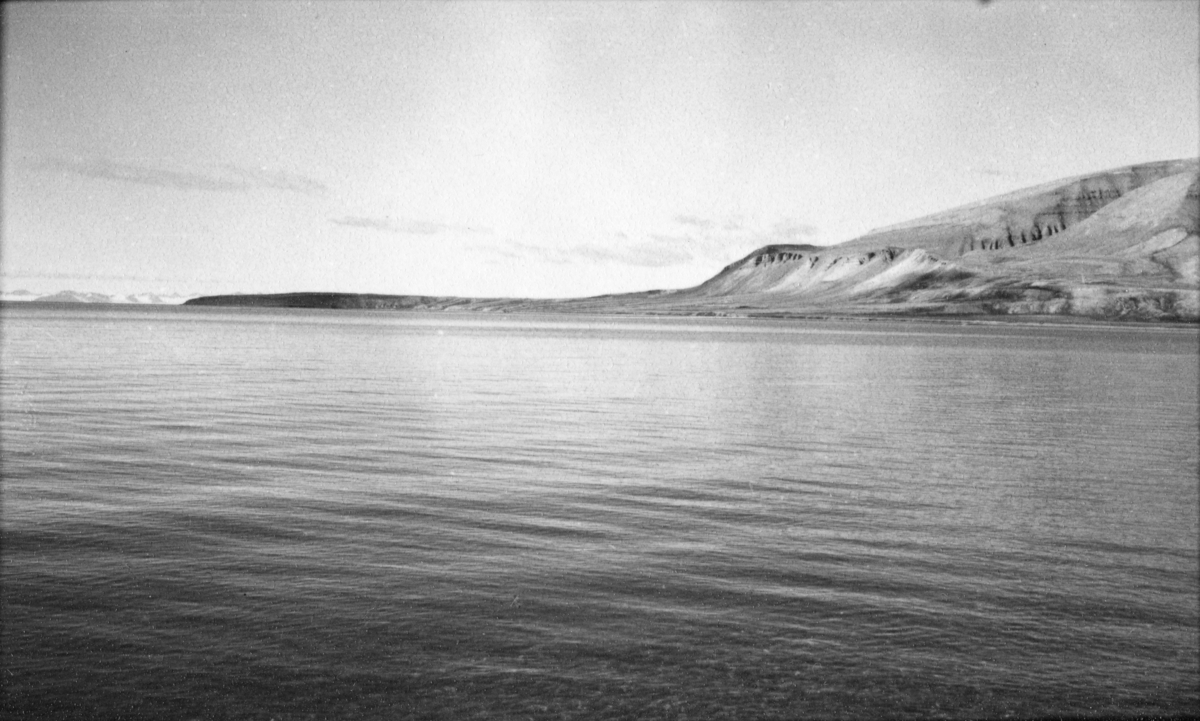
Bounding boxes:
[839,158,1196,259]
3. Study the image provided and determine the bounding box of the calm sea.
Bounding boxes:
[2,304,1197,720]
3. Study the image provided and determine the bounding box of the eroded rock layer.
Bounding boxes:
[838,158,1197,258]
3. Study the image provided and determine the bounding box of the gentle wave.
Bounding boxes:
[2,304,1197,719]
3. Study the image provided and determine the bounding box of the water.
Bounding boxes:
[2,304,1197,719]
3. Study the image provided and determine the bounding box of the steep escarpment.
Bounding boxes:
[687,245,968,302]
[657,243,1063,317]
[838,158,1196,258]
[962,171,1198,276]
[693,244,899,296]
[955,169,1200,319]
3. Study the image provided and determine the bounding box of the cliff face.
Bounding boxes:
[838,159,1197,259]
[954,170,1200,318]
[690,246,962,301]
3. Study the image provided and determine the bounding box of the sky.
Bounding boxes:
[3,0,1198,299]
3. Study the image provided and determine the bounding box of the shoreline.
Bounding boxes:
[7,298,1199,331]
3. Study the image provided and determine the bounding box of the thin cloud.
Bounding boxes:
[33,156,328,195]
[674,214,715,230]
[482,214,823,270]
[492,237,693,268]
[35,157,245,191]
[330,215,488,236]
[660,215,823,258]
[770,219,819,241]
[4,269,229,284]
[573,243,693,267]
[331,216,437,234]
[675,214,748,233]
[220,164,328,194]
[6,270,169,282]
[488,241,571,265]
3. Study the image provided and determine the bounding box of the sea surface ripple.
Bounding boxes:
[2,304,1197,719]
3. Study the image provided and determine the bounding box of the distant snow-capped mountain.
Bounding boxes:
[1,290,194,304]
[0,289,40,302]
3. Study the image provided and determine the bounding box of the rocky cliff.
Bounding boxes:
[837,158,1196,258]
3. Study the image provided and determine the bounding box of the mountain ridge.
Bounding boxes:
[1,290,192,304]
[186,158,1200,321]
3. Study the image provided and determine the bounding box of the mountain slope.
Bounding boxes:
[1,290,193,304]
[649,158,1199,319]
[838,158,1196,257]
[959,170,1198,283]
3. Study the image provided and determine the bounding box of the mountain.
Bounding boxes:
[28,291,118,304]
[3,291,193,304]
[0,290,40,302]
[119,292,192,305]
[187,158,1200,321]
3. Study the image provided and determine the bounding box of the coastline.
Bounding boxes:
[10,298,1198,330]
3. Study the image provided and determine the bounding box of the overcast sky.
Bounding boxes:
[3,1,1197,298]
